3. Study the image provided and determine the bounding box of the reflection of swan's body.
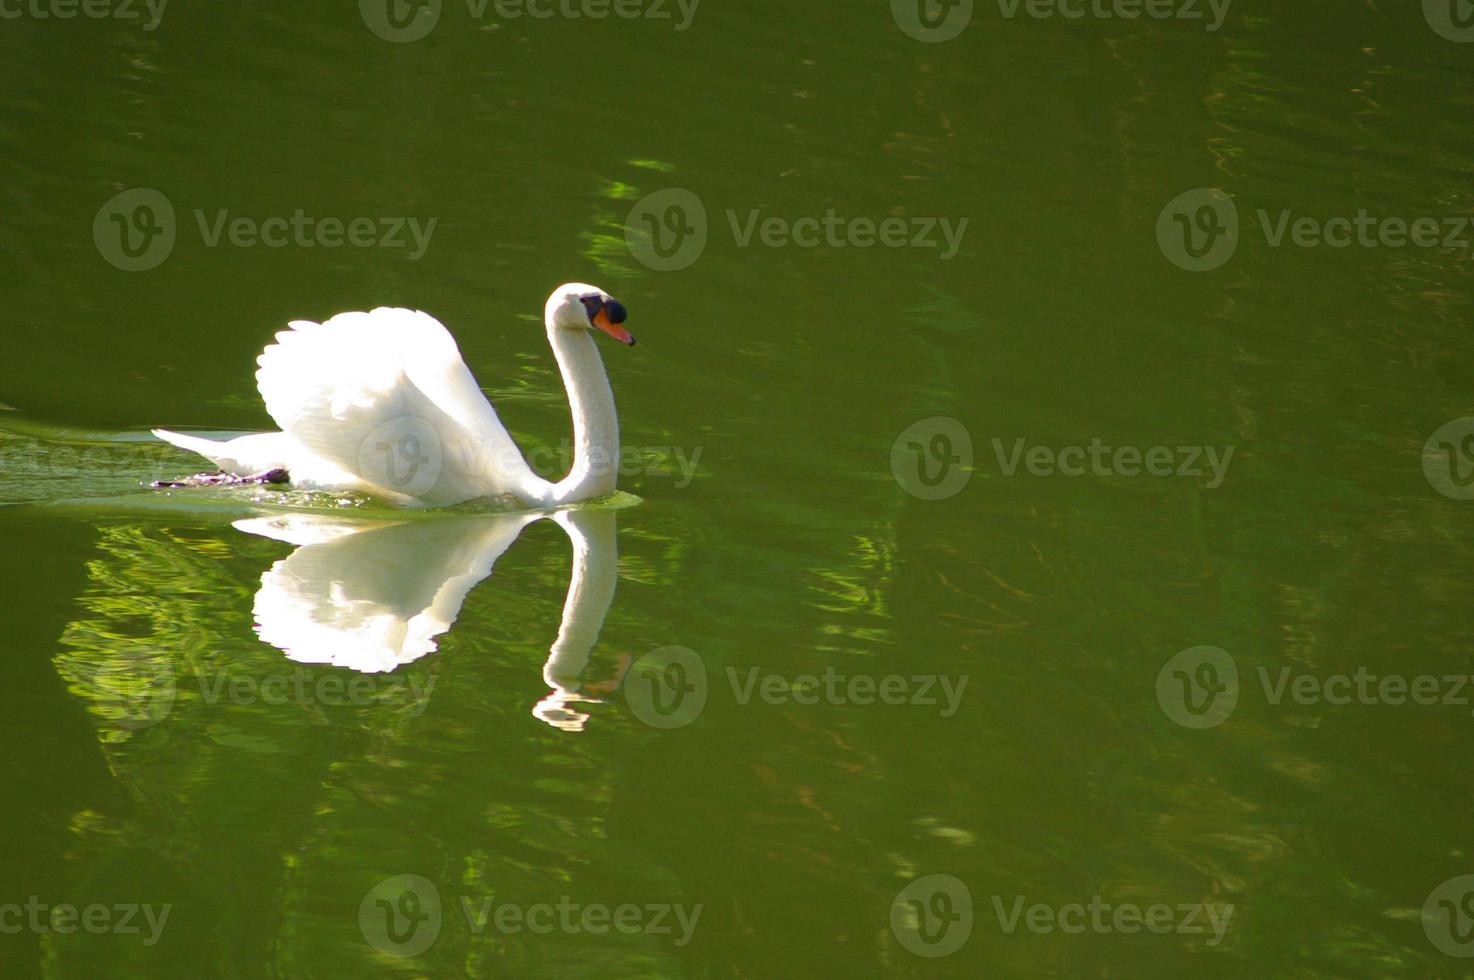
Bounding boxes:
[233,508,620,730]
[152,284,634,508]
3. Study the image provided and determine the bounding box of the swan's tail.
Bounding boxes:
[152,428,288,476]
[152,428,230,464]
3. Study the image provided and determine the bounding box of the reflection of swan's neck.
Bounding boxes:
[544,325,619,506]
[543,509,618,690]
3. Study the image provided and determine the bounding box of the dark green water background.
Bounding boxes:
[3,1,1474,976]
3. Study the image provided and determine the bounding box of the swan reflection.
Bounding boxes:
[231,508,621,731]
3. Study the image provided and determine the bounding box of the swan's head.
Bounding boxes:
[545,282,635,346]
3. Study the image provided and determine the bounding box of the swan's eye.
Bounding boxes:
[579,293,626,326]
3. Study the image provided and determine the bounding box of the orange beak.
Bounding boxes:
[592,306,635,345]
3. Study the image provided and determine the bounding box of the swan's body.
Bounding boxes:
[152,283,634,508]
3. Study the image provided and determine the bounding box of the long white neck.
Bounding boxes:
[541,324,619,506]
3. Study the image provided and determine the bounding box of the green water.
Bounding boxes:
[4,1,1474,977]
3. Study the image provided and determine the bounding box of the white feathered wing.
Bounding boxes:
[156,308,545,506]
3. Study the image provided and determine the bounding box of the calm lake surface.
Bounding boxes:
[4,2,1474,976]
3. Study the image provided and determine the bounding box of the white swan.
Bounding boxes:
[151,283,634,508]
